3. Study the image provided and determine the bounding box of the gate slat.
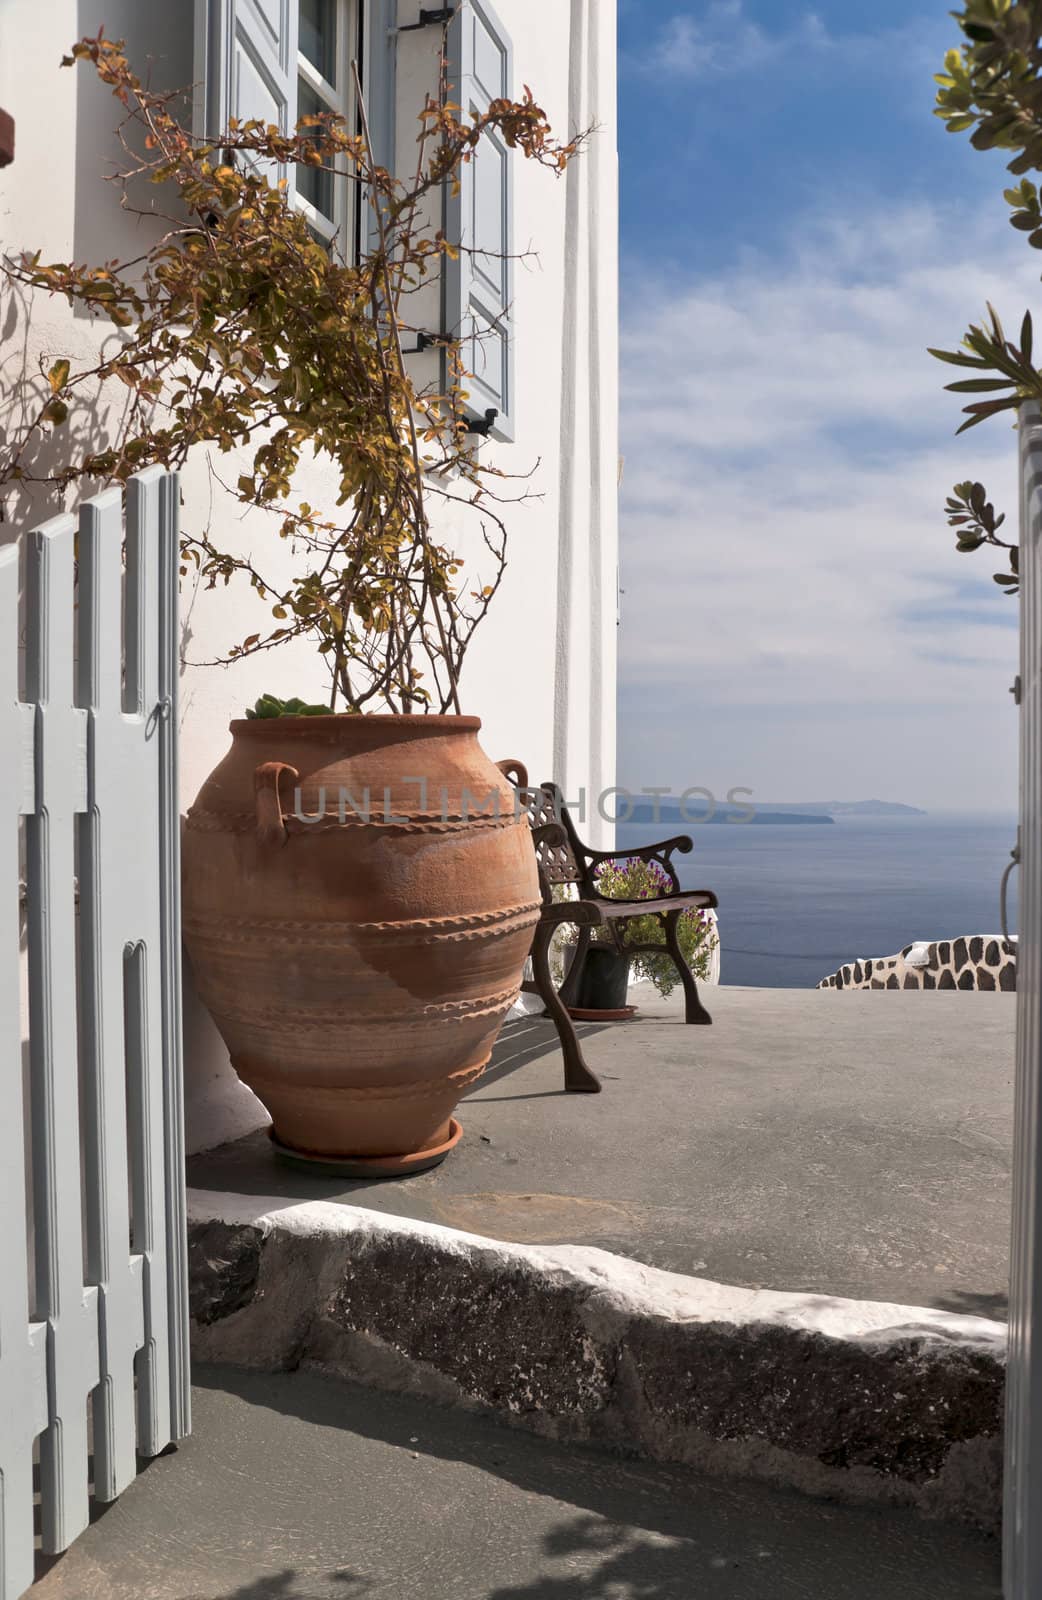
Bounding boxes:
[157,472,192,1442]
[24,518,99,1556]
[0,545,48,1600]
[77,489,146,1504]
[123,471,171,1458]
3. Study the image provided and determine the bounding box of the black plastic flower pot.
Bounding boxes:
[572,944,633,1017]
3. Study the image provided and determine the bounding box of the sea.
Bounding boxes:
[614,811,1020,990]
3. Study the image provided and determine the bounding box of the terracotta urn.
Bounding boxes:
[182,715,539,1170]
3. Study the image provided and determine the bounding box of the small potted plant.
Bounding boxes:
[560,858,718,1019]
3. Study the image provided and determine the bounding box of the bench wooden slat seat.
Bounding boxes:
[498,763,720,1094]
[580,894,717,920]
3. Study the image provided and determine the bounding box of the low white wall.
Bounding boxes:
[1,0,617,1153]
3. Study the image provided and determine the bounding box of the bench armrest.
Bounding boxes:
[538,899,606,929]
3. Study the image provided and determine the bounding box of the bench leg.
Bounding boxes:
[664,910,713,1025]
[530,922,601,1092]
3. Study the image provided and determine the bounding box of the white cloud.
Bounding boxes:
[618,203,1033,806]
[625,3,937,84]
[629,4,773,78]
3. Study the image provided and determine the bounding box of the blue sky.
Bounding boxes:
[615,0,1027,809]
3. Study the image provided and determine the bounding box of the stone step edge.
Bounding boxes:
[187,1189,1006,1532]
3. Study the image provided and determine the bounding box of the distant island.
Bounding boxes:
[623,798,926,827]
[763,800,928,818]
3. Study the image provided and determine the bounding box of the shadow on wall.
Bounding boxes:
[0,274,120,539]
[181,959,271,1157]
[0,6,193,541]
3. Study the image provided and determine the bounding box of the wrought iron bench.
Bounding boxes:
[497,762,719,1094]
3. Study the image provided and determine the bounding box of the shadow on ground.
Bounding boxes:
[196,1366,999,1600]
[32,1365,1002,1599]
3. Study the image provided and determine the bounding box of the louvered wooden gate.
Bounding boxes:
[0,469,190,1600]
[1007,405,1042,1597]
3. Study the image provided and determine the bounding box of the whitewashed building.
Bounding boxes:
[0,0,619,1148]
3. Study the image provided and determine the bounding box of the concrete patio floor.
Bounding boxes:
[33,1366,1002,1599]
[188,983,1015,1315]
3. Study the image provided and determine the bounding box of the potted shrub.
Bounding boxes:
[4,37,582,1171]
[561,858,719,1020]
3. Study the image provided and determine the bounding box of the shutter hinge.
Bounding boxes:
[396,7,454,32]
[400,330,452,355]
[1011,675,1022,705]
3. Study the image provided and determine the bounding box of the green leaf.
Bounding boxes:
[928,347,991,369]
[955,397,1020,433]
[47,358,70,393]
[944,378,1016,392]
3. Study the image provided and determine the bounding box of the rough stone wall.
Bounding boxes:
[187,1195,1006,1531]
[818,936,1016,992]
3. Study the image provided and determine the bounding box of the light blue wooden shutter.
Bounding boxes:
[444,0,515,442]
[362,0,398,251]
[194,0,299,198]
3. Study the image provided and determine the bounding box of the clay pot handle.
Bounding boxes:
[497,758,529,788]
[255,761,299,848]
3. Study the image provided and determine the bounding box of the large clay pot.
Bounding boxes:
[182,715,539,1166]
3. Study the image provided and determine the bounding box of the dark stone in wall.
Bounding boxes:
[938,942,952,967]
[986,941,1001,967]
[922,972,936,989]
[836,969,845,989]
[320,1233,1004,1489]
[627,1321,1002,1483]
[970,937,984,963]
[1001,962,1017,992]
[887,975,899,989]
[939,970,956,991]
[954,938,969,972]
[853,962,864,985]
[188,1222,262,1325]
[958,970,975,991]
[903,974,919,989]
[329,1235,615,1417]
[978,969,995,991]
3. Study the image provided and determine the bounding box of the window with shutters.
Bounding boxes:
[196,1,515,435]
[443,0,515,442]
[295,0,362,252]
[195,0,365,259]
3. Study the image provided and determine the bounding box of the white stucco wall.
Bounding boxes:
[1,0,618,1152]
